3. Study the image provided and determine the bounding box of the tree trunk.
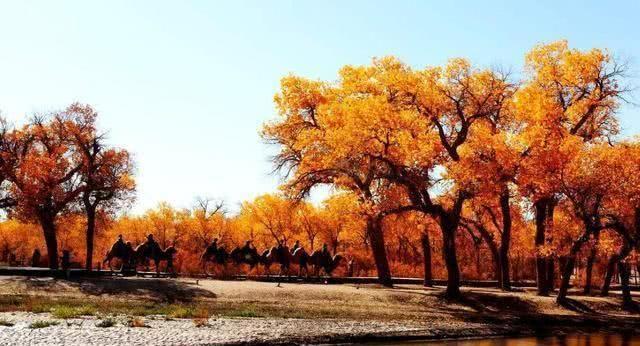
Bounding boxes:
[601,243,632,297]
[474,225,500,288]
[474,243,481,279]
[420,231,432,287]
[557,235,588,303]
[584,231,600,295]
[547,257,556,292]
[534,199,550,296]
[39,212,59,270]
[441,218,461,299]
[85,204,96,271]
[367,217,392,287]
[618,262,635,311]
[498,187,512,290]
[545,202,556,292]
[601,254,618,296]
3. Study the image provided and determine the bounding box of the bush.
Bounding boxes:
[0,319,14,327]
[29,321,59,329]
[96,318,116,328]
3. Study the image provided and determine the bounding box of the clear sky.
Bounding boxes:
[0,1,638,214]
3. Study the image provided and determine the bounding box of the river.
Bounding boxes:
[386,333,640,345]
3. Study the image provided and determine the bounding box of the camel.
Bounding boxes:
[133,243,178,274]
[260,246,292,276]
[103,241,135,271]
[291,247,310,277]
[230,246,261,268]
[308,250,344,277]
[201,246,229,276]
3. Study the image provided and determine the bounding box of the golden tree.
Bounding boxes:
[515,41,628,295]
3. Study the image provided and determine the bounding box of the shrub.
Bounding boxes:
[96,318,116,328]
[0,319,14,327]
[29,321,59,329]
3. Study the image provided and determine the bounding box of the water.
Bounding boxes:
[385,333,640,345]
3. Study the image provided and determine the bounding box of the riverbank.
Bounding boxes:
[0,276,638,345]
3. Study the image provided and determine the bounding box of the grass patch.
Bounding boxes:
[51,305,96,319]
[96,318,116,328]
[0,319,14,327]
[226,308,263,318]
[168,306,210,319]
[29,320,59,329]
[0,294,384,321]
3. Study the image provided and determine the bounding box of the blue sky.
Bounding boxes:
[0,1,638,214]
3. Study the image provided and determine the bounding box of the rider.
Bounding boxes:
[109,234,126,254]
[143,234,161,257]
[320,243,331,262]
[206,238,219,254]
[278,240,290,266]
[241,240,255,262]
[291,240,301,253]
[276,240,285,257]
[31,248,41,267]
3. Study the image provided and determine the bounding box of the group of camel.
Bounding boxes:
[200,242,345,277]
[103,238,345,278]
[103,240,177,273]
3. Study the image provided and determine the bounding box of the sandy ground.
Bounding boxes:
[0,312,441,346]
[0,276,638,345]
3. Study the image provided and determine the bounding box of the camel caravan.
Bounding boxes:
[103,234,346,278]
[103,234,177,274]
[200,239,345,278]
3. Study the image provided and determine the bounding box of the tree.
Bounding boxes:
[263,70,419,287]
[0,116,85,269]
[191,197,226,245]
[370,58,514,297]
[320,192,366,255]
[556,145,612,303]
[515,40,628,295]
[239,194,300,246]
[595,143,640,309]
[264,57,515,295]
[54,103,136,270]
[453,117,521,290]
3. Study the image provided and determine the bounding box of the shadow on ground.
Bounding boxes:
[75,278,217,302]
[10,277,216,303]
[558,297,597,313]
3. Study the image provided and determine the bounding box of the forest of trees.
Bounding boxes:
[0,41,639,310]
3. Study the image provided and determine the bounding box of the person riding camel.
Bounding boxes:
[320,243,331,263]
[277,240,290,264]
[206,238,219,254]
[291,240,301,253]
[239,240,255,260]
[143,234,161,257]
[31,248,41,267]
[109,234,126,255]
